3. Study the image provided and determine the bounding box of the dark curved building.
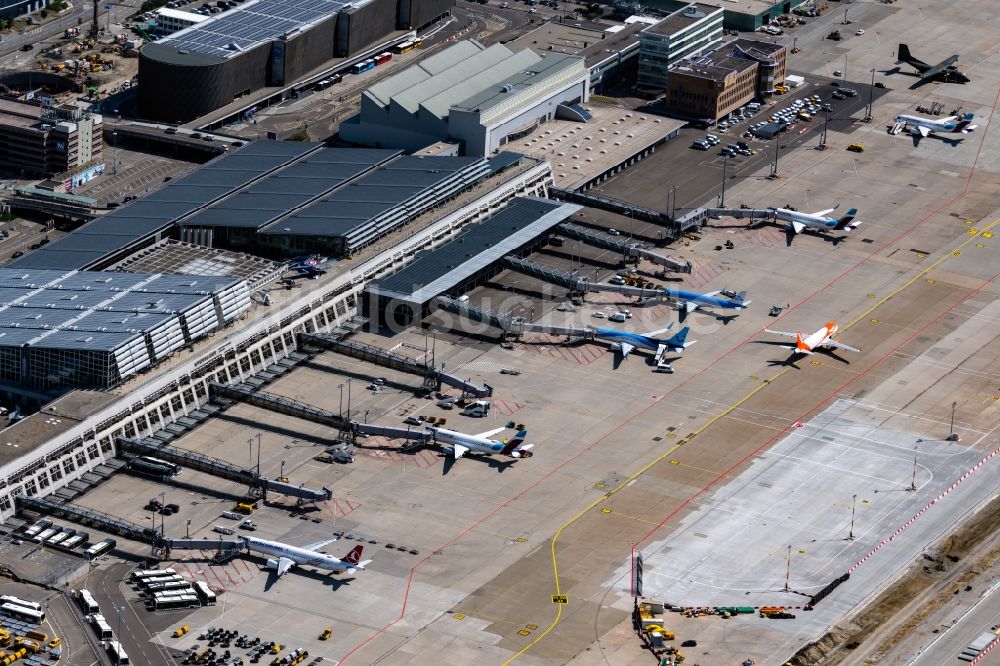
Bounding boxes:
[139,0,453,123]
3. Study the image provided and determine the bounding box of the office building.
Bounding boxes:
[665,38,786,123]
[637,3,723,94]
[0,100,102,178]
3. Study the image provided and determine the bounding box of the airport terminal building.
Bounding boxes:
[339,40,589,156]
[138,0,453,122]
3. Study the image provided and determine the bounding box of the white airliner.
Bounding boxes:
[770,205,861,235]
[427,426,533,460]
[895,112,976,138]
[242,536,371,578]
[763,321,860,355]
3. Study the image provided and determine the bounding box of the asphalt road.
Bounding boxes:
[85,561,183,666]
[908,582,1000,665]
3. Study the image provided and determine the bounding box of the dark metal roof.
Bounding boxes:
[367,197,581,305]
[8,141,325,270]
[180,147,400,230]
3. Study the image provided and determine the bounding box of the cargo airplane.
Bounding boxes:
[762,321,860,355]
[242,536,370,578]
[897,44,969,84]
[427,426,533,460]
[894,112,976,138]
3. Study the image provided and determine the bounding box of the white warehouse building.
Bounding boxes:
[340,40,590,156]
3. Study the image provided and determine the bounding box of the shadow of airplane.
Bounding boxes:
[440,450,516,475]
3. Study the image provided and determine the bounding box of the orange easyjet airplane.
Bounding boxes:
[763,321,860,355]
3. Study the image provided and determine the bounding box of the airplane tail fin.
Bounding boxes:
[500,429,528,455]
[834,208,859,230]
[343,544,364,566]
[897,43,912,63]
[954,113,975,132]
[795,331,812,353]
[662,326,692,349]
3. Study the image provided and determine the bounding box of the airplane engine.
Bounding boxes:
[265,558,280,571]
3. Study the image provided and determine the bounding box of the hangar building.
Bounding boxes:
[0,269,249,391]
[339,40,589,156]
[138,0,453,122]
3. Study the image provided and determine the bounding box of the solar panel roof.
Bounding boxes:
[157,0,365,60]
[179,147,400,230]
[7,141,323,271]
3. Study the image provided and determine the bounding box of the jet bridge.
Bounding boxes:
[549,188,678,231]
[16,494,161,544]
[706,208,774,221]
[117,437,332,502]
[433,296,595,340]
[210,381,349,430]
[557,223,692,273]
[499,257,676,302]
[299,332,493,399]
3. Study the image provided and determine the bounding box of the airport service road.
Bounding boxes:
[898,582,1000,666]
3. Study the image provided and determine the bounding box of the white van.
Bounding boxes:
[609,312,627,323]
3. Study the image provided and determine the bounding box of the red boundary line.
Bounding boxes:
[337,87,1000,664]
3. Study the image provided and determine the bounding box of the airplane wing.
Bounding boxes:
[922,56,959,80]
[275,557,296,577]
[811,204,839,217]
[618,341,635,358]
[917,126,930,137]
[473,427,506,439]
[645,324,675,338]
[790,221,807,234]
[764,329,798,339]
[452,443,470,458]
[825,339,861,353]
[303,537,339,552]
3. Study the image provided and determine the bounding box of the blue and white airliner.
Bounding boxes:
[661,289,750,314]
[593,325,693,371]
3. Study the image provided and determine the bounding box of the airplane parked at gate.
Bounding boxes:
[894,113,977,138]
[762,321,860,356]
[637,288,750,315]
[753,205,861,235]
[896,44,969,84]
[427,426,533,460]
[242,536,370,578]
[594,325,693,371]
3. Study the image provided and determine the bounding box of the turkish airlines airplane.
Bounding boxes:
[763,321,860,355]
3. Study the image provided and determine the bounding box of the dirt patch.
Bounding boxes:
[786,492,1000,665]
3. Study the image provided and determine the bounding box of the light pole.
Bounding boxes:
[346,378,353,420]
[669,184,678,219]
[865,68,875,122]
[338,383,344,418]
[783,544,792,592]
[112,129,118,175]
[947,401,959,441]
[718,153,728,207]
[185,518,191,539]
[770,133,780,178]
[909,441,919,491]
[847,494,857,540]
[247,433,261,473]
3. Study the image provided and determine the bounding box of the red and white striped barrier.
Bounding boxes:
[848,446,1000,574]
[970,634,1000,665]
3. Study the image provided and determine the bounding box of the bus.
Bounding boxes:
[0,595,42,613]
[90,614,113,640]
[1,603,45,624]
[75,589,100,615]
[144,580,190,594]
[85,539,116,560]
[193,581,217,606]
[47,530,72,545]
[131,456,181,478]
[152,593,199,612]
[34,526,61,542]
[352,59,375,75]
[374,51,392,66]
[131,568,176,583]
[23,520,50,538]
[106,639,129,665]
[58,532,88,551]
